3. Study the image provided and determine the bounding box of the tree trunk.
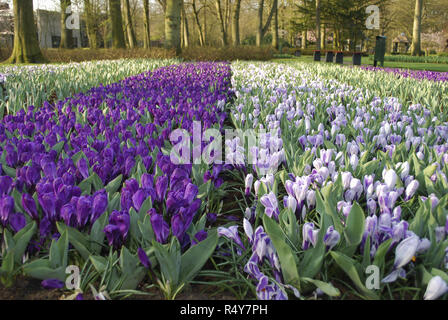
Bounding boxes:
[215,0,228,47]
[301,30,307,49]
[256,0,276,47]
[123,0,137,48]
[231,0,241,46]
[84,0,98,49]
[109,0,126,48]
[410,0,423,56]
[143,0,151,48]
[60,0,73,48]
[165,0,182,53]
[271,0,278,49]
[192,0,205,46]
[320,24,325,49]
[181,4,190,47]
[315,0,321,51]
[256,0,264,46]
[8,0,45,63]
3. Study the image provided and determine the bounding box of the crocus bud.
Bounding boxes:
[399,162,410,180]
[22,193,38,221]
[394,235,420,269]
[306,190,316,208]
[323,226,340,250]
[384,169,397,190]
[424,276,448,300]
[367,198,377,215]
[254,180,261,197]
[350,154,359,171]
[405,180,419,200]
[0,195,14,226]
[245,174,254,196]
[341,172,352,190]
[286,196,297,213]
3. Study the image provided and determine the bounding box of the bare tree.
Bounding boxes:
[256,0,276,46]
[123,0,137,48]
[165,0,182,52]
[410,0,423,55]
[231,0,241,46]
[7,0,45,63]
[60,0,73,48]
[109,0,125,48]
[143,0,151,48]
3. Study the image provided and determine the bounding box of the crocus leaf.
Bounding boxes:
[344,202,365,247]
[12,221,36,264]
[330,251,378,300]
[119,246,145,290]
[89,212,108,254]
[263,215,301,289]
[89,255,108,274]
[56,222,91,261]
[105,174,123,195]
[180,229,218,285]
[301,277,340,297]
[49,230,68,269]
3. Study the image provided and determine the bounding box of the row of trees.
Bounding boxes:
[5,0,445,63]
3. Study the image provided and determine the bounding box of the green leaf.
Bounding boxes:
[12,221,37,264]
[89,212,108,254]
[23,259,66,281]
[344,202,365,247]
[119,247,145,290]
[49,230,68,269]
[105,175,123,195]
[330,251,378,300]
[263,215,300,288]
[152,238,181,287]
[56,222,91,261]
[90,255,108,273]
[301,277,340,297]
[179,229,218,284]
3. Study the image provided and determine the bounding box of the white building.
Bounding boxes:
[36,9,86,48]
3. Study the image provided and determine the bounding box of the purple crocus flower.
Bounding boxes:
[77,158,89,179]
[41,279,65,290]
[260,192,280,219]
[218,225,245,250]
[92,190,108,222]
[9,213,26,233]
[104,210,130,249]
[76,196,92,228]
[302,222,319,250]
[132,189,147,212]
[150,212,170,244]
[155,176,168,202]
[137,248,151,268]
[192,230,208,245]
[0,195,14,226]
[424,276,448,300]
[323,226,340,250]
[22,193,39,221]
[0,176,13,196]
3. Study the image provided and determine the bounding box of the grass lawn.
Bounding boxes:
[273,55,448,72]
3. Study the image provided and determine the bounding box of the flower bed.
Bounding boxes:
[0,62,234,299]
[218,62,448,300]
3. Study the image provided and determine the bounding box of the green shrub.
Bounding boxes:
[1,47,274,63]
[179,46,274,61]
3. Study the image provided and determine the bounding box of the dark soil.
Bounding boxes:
[0,276,238,300]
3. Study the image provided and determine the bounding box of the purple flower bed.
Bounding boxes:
[0,62,234,288]
[359,65,448,82]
